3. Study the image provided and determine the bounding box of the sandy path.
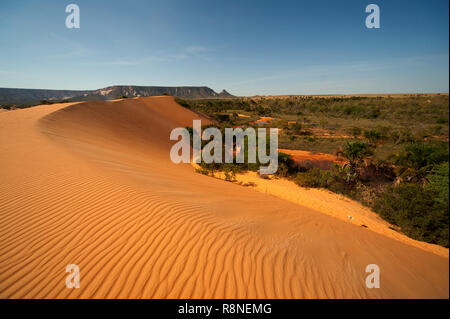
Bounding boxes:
[0,97,448,298]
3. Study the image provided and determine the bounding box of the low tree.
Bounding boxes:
[337,141,374,180]
[364,129,386,145]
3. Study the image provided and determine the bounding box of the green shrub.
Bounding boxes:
[294,168,330,188]
[426,162,449,208]
[341,141,373,163]
[276,152,296,177]
[343,105,365,116]
[373,183,449,247]
[294,167,354,195]
[364,129,385,144]
[394,143,449,178]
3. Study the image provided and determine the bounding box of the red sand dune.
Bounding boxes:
[0,97,448,298]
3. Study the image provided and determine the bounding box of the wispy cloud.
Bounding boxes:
[185,45,208,56]
[108,56,166,65]
[225,55,443,88]
[167,45,211,61]
[107,45,211,66]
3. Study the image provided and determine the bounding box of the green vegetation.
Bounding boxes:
[426,162,449,208]
[176,94,449,247]
[373,184,448,247]
[392,143,449,182]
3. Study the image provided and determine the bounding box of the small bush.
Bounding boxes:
[294,168,334,188]
[373,183,449,247]
[395,143,448,172]
[275,152,296,177]
[364,129,385,144]
[294,169,317,187]
[294,167,354,195]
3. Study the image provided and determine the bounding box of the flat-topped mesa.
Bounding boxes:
[90,86,233,99]
[0,85,235,106]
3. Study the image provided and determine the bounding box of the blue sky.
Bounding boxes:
[0,0,448,95]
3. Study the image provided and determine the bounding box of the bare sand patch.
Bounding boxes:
[279,148,346,170]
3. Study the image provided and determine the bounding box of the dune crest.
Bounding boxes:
[0,97,448,298]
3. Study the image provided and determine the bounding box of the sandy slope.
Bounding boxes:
[191,167,448,258]
[0,97,448,298]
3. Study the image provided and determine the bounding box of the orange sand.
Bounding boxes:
[0,97,448,298]
[279,148,346,170]
[191,167,448,258]
[250,117,275,125]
